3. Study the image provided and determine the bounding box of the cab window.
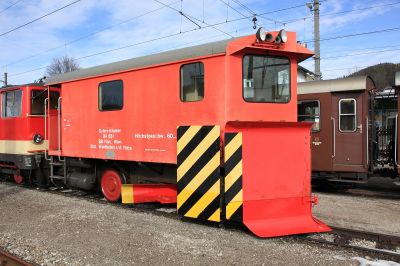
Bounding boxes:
[339,98,356,132]
[1,90,22,117]
[99,80,123,111]
[243,55,290,103]
[180,62,204,102]
[31,90,60,115]
[298,100,320,132]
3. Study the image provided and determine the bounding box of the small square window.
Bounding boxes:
[339,98,356,132]
[1,90,22,117]
[298,100,320,132]
[180,62,204,102]
[99,80,123,111]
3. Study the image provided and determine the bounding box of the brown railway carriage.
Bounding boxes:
[298,76,382,182]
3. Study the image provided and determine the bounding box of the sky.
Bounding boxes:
[0,0,399,85]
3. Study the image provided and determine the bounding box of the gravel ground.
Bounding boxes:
[0,183,382,266]
[314,193,400,236]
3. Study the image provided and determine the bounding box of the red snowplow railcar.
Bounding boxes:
[45,28,330,237]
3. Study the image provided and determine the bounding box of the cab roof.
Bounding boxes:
[298,76,376,95]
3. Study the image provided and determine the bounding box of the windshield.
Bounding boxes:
[31,90,60,115]
[243,55,290,103]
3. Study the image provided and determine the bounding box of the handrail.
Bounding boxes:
[57,97,64,161]
[44,98,50,161]
[365,117,369,167]
[395,114,399,167]
[331,117,336,158]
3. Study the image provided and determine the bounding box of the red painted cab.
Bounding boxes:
[0,84,58,185]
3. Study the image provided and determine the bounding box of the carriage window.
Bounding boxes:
[339,98,356,132]
[243,55,290,103]
[298,100,320,132]
[99,80,123,111]
[31,90,60,115]
[1,90,22,117]
[180,62,204,102]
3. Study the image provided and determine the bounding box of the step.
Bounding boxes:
[50,162,64,166]
[50,175,65,180]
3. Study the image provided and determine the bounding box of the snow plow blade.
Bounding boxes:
[224,122,331,237]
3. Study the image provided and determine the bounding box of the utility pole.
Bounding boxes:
[308,0,321,80]
[0,72,7,87]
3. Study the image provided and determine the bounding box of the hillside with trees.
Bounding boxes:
[345,63,400,89]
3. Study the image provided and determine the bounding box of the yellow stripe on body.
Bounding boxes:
[121,184,134,204]
[177,126,219,181]
[208,208,220,222]
[177,126,202,155]
[224,160,242,192]
[226,189,243,219]
[224,133,242,160]
[0,140,48,155]
[177,152,220,209]
[184,180,220,218]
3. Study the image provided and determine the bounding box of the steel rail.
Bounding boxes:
[302,226,400,262]
[0,247,33,266]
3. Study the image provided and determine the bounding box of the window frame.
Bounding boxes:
[98,79,124,112]
[338,98,357,133]
[298,100,321,132]
[179,61,205,102]
[1,89,23,118]
[242,54,291,104]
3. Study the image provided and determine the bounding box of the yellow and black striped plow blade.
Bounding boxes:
[224,132,243,222]
[177,125,221,222]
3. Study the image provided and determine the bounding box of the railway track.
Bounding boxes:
[301,226,400,262]
[1,180,400,262]
[0,248,32,266]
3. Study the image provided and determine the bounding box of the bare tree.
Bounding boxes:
[46,55,80,76]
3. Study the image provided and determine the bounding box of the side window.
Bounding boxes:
[31,90,60,115]
[180,62,204,102]
[1,90,22,118]
[298,100,320,132]
[99,80,123,111]
[339,98,356,132]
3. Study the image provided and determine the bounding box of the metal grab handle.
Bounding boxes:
[44,98,50,161]
[331,117,336,158]
[366,117,369,167]
[57,97,63,161]
[396,115,399,166]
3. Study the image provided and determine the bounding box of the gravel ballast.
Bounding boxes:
[0,183,394,265]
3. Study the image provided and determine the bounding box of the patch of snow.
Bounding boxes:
[352,257,400,266]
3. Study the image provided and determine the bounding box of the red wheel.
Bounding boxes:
[13,174,23,184]
[100,169,122,202]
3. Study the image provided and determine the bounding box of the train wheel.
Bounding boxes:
[13,173,23,184]
[100,169,122,202]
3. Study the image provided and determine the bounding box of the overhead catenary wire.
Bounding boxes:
[9,2,313,77]
[0,0,23,15]
[153,0,234,37]
[282,1,400,25]
[305,26,400,43]
[9,26,251,78]
[0,0,81,38]
[6,0,309,68]
[3,0,181,68]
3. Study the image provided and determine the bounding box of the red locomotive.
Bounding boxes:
[0,84,59,185]
[1,28,330,237]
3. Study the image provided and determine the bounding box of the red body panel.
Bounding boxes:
[226,122,330,237]
[49,33,307,162]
